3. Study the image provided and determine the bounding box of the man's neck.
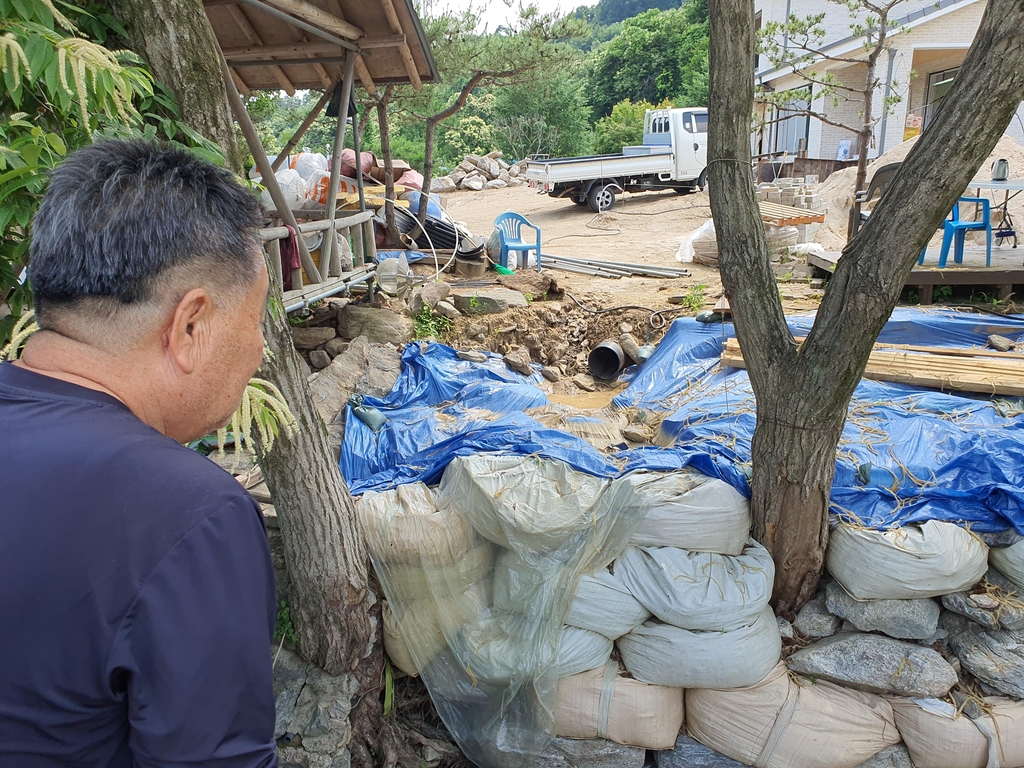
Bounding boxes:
[14,331,167,434]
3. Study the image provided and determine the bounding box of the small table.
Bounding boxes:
[966,178,1024,247]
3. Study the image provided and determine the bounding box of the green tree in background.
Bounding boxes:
[0,0,222,345]
[588,1,709,118]
[593,98,660,154]
[492,69,593,160]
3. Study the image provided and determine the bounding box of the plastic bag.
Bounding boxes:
[991,539,1024,591]
[765,225,799,249]
[397,169,424,191]
[677,219,715,263]
[303,171,360,208]
[622,470,751,554]
[259,168,307,211]
[555,661,684,750]
[826,520,989,600]
[614,539,774,631]
[686,661,901,768]
[291,151,328,181]
[617,606,781,689]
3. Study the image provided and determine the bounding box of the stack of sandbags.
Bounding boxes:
[613,540,781,689]
[431,150,524,193]
[686,661,902,768]
[555,661,684,750]
[991,538,1024,591]
[358,483,493,676]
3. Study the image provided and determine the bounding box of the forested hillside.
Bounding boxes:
[249,0,709,172]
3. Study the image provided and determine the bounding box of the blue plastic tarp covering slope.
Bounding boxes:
[340,308,1024,533]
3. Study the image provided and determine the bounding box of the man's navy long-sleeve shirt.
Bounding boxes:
[0,362,278,767]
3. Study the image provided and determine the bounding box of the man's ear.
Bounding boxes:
[165,288,214,375]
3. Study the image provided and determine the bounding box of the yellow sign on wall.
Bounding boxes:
[903,113,923,142]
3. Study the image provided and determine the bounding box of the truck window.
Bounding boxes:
[683,114,692,132]
[693,113,708,134]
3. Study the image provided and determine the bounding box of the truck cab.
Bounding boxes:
[523,106,709,212]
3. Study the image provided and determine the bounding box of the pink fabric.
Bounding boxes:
[339,149,375,178]
[280,225,301,291]
[396,169,424,191]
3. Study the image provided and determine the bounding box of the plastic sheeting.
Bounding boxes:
[371,455,650,768]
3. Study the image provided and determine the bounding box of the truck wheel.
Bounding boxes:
[697,168,708,192]
[573,196,589,206]
[588,183,616,212]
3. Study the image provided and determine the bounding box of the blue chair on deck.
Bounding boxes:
[494,211,542,272]
[919,197,992,268]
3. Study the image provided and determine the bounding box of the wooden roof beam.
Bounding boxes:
[226,4,296,95]
[322,0,377,94]
[358,34,406,50]
[223,40,341,60]
[258,0,362,40]
[378,0,422,90]
[230,68,251,96]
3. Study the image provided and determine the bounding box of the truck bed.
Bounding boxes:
[523,149,674,185]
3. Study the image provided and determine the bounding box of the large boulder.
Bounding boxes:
[430,176,457,193]
[655,734,745,767]
[793,595,841,638]
[485,179,508,190]
[462,174,485,191]
[941,568,1024,631]
[825,581,940,640]
[291,325,336,350]
[503,346,534,376]
[787,632,959,697]
[410,281,451,315]
[307,336,402,425]
[475,155,500,179]
[452,288,528,315]
[946,614,1024,698]
[338,305,413,346]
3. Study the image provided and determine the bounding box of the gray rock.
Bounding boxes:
[826,581,940,640]
[430,176,457,194]
[504,346,534,376]
[947,622,1024,698]
[308,336,401,423]
[308,349,331,370]
[433,300,462,321]
[462,174,485,191]
[793,596,842,638]
[475,156,500,179]
[299,356,313,378]
[508,177,524,187]
[541,366,562,382]
[573,373,596,392]
[410,281,450,315]
[338,306,413,346]
[273,648,311,740]
[854,744,914,768]
[787,632,958,697]
[450,169,467,186]
[456,349,489,363]
[485,179,508,190]
[323,337,349,358]
[777,615,795,640]
[533,737,645,768]
[655,734,745,767]
[292,325,337,350]
[498,169,511,182]
[989,333,1015,351]
[452,288,528,315]
[486,150,504,160]
[509,164,521,177]
[942,570,1024,631]
[547,342,570,365]
[619,333,641,363]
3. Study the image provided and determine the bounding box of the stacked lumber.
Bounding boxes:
[720,338,1024,396]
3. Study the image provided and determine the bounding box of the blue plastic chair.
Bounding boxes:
[494,211,542,272]
[919,197,992,268]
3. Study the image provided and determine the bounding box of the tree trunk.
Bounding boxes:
[418,118,438,224]
[709,0,1024,614]
[375,86,400,242]
[847,21,886,242]
[110,0,245,174]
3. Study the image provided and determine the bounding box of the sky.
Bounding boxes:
[430,0,598,33]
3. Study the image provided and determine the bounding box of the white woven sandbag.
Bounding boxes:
[991,539,1024,591]
[452,614,551,684]
[565,570,651,639]
[291,151,328,181]
[623,471,751,555]
[259,168,307,210]
[614,540,774,631]
[555,661,684,750]
[826,520,989,600]
[557,626,613,678]
[382,583,491,677]
[890,698,987,768]
[437,455,609,551]
[358,482,474,567]
[687,661,901,768]
[385,542,494,602]
[617,607,781,689]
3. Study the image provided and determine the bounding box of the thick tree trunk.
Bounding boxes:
[110,0,245,174]
[375,86,400,242]
[419,118,438,225]
[709,0,1024,614]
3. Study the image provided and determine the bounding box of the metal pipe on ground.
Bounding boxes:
[544,254,689,278]
[588,340,635,380]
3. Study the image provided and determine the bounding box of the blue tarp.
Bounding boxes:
[340,308,1024,533]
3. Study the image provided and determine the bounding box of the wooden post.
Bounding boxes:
[319,52,357,274]
[267,232,283,285]
[271,78,341,172]
[215,42,323,284]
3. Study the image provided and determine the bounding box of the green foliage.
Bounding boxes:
[933,285,953,302]
[274,600,298,646]
[592,0,690,26]
[0,0,225,345]
[587,3,709,118]
[491,69,593,160]
[440,114,496,158]
[682,283,707,313]
[412,305,454,341]
[593,98,659,154]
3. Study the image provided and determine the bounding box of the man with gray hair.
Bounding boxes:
[0,140,278,766]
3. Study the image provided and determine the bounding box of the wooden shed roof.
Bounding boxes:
[204,0,439,95]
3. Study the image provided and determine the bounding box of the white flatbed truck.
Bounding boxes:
[523,107,708,212]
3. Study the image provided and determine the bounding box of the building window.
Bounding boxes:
[924,67,958,128]
[773,94,810,155]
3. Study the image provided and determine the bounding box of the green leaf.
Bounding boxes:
[45,132,65,155]
[9,0,33,21]
[20,142,42,167]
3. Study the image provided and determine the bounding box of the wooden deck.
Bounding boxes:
[807,246,1024,303]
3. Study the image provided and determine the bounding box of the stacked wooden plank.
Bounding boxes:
[758,200,826,227]
[721,338,1024,396]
